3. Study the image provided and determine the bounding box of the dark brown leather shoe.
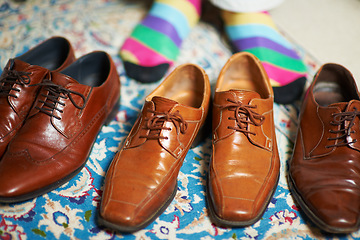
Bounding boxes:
[0,51,120,203]
[288,63,360,233]
[99,64,211,232]
[207,52,280,227]
[0,36,75,158]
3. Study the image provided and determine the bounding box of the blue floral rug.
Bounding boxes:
[0,0,358,239]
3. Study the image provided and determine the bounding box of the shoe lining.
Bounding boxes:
[61,52,110,87]
[218,54,270,98]
[17,37,70,70]
[313,82,345,107]
[313,64,358,107]
[154,65,205,108]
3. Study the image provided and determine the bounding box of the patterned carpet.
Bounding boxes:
[0,0,358,239]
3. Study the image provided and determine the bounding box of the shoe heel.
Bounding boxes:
[191,105,212,148]
[104,98,120,126]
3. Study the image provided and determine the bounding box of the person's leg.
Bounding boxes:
[222,10,307,104]
[120,0,202,83]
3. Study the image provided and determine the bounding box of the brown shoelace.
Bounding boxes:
[326,107,360,148]
[140,109,188,140]
[0,59,31,98]
[220,98,265,135]
[31,79,86,120]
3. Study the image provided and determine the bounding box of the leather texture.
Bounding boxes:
[208,52,280,226]
[0,36,76,159]
[289,63,360,233]
[0,51,120,203]
[99,64,211,232]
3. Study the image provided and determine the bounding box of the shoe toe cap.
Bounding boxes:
[210,195,264,225]
[100,200,143,230]
[305,188,360,232]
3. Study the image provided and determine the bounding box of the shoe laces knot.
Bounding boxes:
[326,107,360,148]
[0,59,31,98]
[221,98,265,135]
[31,79,86,120]
[140,110,188,140]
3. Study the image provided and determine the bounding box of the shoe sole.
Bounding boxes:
[0,99,120,203]
[97,183,178,233]
[287,173,360,233]
[206,173,279,227]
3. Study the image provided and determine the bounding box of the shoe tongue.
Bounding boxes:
[10,59,31,71]
[229,89,261,104]
[51,71,79,87]
[345,100,360,112]
[151,96,178,112]
[328,102,349,112]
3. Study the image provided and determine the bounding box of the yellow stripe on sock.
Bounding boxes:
[157,0,199,27]
[119,50,140,65]
[221,11,277,29]
[269,78,281,87]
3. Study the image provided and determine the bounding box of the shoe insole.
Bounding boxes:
[313,81,345,107]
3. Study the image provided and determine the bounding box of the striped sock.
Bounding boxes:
[120,0,201,83]
[222,11,307,104]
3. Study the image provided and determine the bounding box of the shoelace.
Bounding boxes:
[326,107,360,148]
[0,59,31,98]
[220,98,265,135]
[140,109,188,140]
[31,79,86,120]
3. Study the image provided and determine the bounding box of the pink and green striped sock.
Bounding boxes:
[120,0,201,83]
[222,11,308,104]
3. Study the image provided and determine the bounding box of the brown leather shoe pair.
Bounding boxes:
[289,63,360,233]
[0,37,121,203]
[99,52,280,231]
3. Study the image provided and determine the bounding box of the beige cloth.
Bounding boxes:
[209,0,285,12]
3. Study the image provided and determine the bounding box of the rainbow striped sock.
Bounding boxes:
[222,11,308,104]
[120,0,201,83]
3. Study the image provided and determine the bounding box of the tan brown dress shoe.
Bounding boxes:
[207,52,280,227]
[0,37,76,158]
[0,51,120,203]
[99,64,211,232]
[288,63,360,233]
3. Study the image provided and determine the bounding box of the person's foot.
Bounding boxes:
[222,10,307,104]
[120,0,202,83]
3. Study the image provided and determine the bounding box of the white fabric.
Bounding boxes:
[209,0,285,12]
